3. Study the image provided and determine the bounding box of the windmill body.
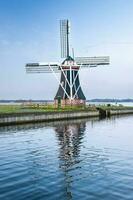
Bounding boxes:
[26,19,110,107]
[54,55,86,106]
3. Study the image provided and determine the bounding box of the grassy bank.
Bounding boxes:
[0,104,96,114]
[97,104,133,110]
[0,103,133,114]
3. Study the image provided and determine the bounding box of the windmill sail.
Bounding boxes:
[75,56,110,67]
[26,62,60,73]
[60,19,70,58]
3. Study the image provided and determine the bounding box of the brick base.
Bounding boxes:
[54,99,86,108]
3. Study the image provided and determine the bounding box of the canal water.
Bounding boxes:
[0,115,133,200]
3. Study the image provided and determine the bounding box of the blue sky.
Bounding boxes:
[0,0,133,99]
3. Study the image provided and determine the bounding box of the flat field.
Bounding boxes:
[0,104,133,114]
[0,104,95,114]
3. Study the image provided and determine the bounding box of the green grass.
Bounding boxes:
[97,104,133,111]
[0,104,133,114]
[0,104,95,114]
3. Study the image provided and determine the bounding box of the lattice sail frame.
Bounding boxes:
[75,56,110,67]
[60,19,70,58]
[26,63,60,73]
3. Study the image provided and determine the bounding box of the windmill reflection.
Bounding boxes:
[55,121,86,199]
[55,122,85,167]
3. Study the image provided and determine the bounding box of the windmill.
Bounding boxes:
[26,19,110,107]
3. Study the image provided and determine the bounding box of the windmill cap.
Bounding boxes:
[62,56,74,65]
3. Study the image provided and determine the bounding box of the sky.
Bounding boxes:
[0,0,133,100]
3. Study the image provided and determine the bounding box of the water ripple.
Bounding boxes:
[1,117,133,199]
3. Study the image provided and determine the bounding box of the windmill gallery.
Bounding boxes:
[26,20,110,107]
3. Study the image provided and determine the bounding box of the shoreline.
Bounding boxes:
[0,108,133,126]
